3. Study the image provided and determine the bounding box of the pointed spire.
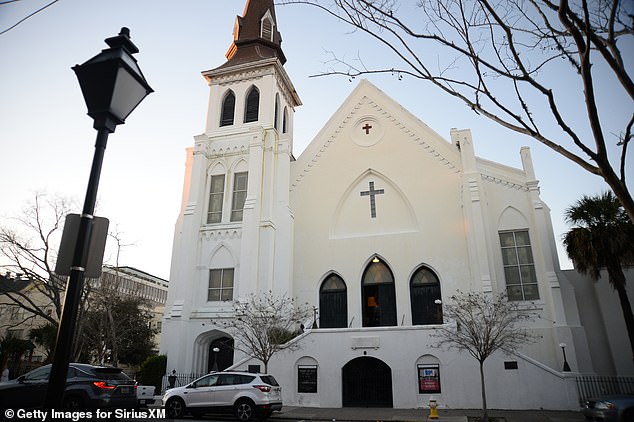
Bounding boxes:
[220,0,286,69]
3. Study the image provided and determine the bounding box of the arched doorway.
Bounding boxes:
[342,357,393,407]
[362,258,397,327]
[208,337,234,372]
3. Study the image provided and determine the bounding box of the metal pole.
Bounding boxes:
[45,127,110,409]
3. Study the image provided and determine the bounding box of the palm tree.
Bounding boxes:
[563,191,634,359]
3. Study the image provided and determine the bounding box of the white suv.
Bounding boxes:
[162,371,282,421]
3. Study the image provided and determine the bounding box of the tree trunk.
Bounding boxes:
[479,360,488,422]
[607,263,634,361]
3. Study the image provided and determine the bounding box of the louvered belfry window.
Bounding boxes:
[220,91,235,127]
[282,107,288,133]
[261,18,273,41]
[244,87,259,123]
[274,94,280,130]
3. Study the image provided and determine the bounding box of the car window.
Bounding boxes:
[219,374,250,386]
[259,375,279,386]
[91,367,132,381]
[23,366,50,381]
[73,367,93,378]
[193,374,218,388]
[240,375,256,384]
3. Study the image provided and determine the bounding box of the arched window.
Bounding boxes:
[319,273,347,328]
[362,258,397,327]
[220,91,235,127]
[274,94,280,130]
[244,86,260,123]
[282,107,288,133]
[410,266,443,325]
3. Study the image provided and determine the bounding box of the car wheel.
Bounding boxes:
[165,397,186,419]
[62,395,83,410]
[235,399,256,422]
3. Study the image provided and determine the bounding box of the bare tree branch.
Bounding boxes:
[213,292,312,372]
[278,0,634,221]
[432,291,538,420]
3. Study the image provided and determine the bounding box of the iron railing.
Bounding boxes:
[576,375,634,403]
[161,372,206,394]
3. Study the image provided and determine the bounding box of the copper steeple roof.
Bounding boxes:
[218,0,287,69]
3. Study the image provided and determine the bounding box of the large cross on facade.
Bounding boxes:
[360,181,384,218]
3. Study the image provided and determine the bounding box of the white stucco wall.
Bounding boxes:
[231,327,580,410]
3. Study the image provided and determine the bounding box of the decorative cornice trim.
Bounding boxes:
[481,173,529,191]
[291,96,460,191]
[200,228,242,241]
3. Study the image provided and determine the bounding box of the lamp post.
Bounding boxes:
[45,27,152,409]
[559,342,572,372]
[434,299,443,324]
[312,306,319,329]
[212,347,220,372]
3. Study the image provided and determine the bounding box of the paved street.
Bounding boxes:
[121,404,586,422]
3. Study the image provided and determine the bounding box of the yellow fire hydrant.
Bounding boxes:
[428,398,439,420]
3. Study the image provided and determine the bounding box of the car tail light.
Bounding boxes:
[253,385,271,392]
[93,381,116,390]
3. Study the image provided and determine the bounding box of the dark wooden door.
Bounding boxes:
[342,357,393,407]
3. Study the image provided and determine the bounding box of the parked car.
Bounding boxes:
[0,363,138,413]
[582,395,634,422]
[162,371,282,421]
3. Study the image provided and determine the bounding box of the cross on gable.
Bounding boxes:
[362,123,372,134]
[360,181,384,218]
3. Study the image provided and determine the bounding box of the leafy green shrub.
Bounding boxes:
[137,354,166,393]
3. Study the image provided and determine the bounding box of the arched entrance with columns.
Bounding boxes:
[342,356,393,407]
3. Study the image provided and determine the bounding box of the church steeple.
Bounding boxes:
[220,0,286,69]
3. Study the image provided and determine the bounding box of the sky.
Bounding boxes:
[0,0,631,281]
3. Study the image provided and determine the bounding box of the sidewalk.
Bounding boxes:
[270,406,585,422]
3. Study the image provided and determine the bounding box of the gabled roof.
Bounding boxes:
[215,0,286,70]
[291,79,461,190]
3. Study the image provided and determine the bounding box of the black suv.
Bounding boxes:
[0,363,138,413]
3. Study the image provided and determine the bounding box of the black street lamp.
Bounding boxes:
[559,342,572,372]
[45,27,152,410]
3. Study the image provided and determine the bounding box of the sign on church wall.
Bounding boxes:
[298,365,318,393]
[418,364,441,394]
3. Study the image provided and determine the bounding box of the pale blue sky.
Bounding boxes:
[1,0,629,280]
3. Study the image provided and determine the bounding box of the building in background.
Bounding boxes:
[160,0,633,410]
[0,266,168,375]
[97,266,169,342]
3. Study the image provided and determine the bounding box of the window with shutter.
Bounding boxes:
[261,18,273,41]
[220,91,235,127]
[282,107,288,133]
[274,94,280,130]
[244,87,259,123]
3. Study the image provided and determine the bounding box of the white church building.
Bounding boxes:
[160,0,632,410]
